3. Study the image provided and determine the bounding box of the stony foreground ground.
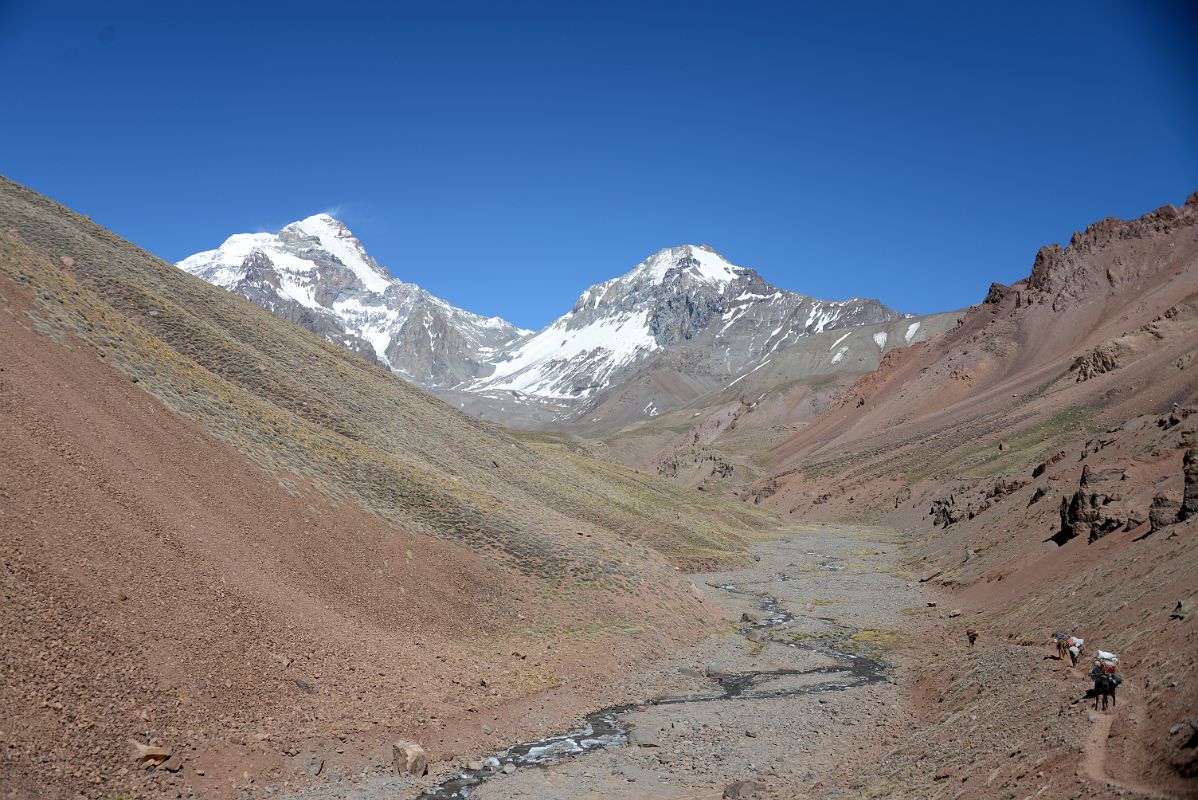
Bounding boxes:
[274,522,1187,800]
[466,525,916,800]
[280,524,924,800]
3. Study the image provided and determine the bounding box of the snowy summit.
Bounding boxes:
[181,226,903,406]
[467,244,903,399]
[178,215,529,388]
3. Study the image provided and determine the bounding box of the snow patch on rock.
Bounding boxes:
[905,320,921,344]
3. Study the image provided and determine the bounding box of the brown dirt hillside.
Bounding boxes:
[0,177,767,574]
[0,176,773,799]
[751,193,1198,797]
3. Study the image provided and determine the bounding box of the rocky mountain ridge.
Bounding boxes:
[468,244,905,401]
[178,214,529,388]
[179,224,911,420]
[737,191,1198,796]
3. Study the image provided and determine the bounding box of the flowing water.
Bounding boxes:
[415,586,887,799]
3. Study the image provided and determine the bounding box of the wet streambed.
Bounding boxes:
[416,586,886,799]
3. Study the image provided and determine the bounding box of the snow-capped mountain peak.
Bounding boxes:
[468,244,904,400]
[178,215,528,387]
[573,245,748,316]
[183,223,906,416]
[634,244,743,286]
[276,214,392,294]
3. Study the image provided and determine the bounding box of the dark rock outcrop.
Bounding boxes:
[966,500,992,520]
[1157,405,1196,430]
[1150,496,1182,532]
[656,448,735,480]
[1181,448,1198,522]
[748,481,777,504]
[1033,451,1066,478]
[983,283,1012,304]
[986,477,1026,499]
[1056,465,1136,544]
[1073,341,1126,381]
[930,496,964,528]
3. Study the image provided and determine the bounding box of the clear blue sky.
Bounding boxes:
[2,1,1195,329]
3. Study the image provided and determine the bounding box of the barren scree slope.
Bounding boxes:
[0,175,773,800]
[744,193,1198,797]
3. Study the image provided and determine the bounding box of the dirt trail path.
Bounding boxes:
[1084,712,1116,787]
[1084,708,1179,800]
[284,524,923,799]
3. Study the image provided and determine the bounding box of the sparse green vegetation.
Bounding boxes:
[955,406,1097,479]
[0,177,773,592]
[796,401,1098,491]
[850,628,898,649]
[788,630,839,643]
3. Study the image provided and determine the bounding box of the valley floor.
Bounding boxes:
[459,524,915,800]
[276,524,1180,800]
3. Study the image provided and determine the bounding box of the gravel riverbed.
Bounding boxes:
[286,524,924,800]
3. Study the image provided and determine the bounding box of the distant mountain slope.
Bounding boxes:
[469,243,904,400]
[574,310,961,481]
[765,195,1198,477]
[745,193,1198,796]
[0,176,771,799]
[181,226,915,429]
[179,214,529,387]
[447,244,913,429]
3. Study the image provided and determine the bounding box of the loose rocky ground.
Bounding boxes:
[279,524,925,800]
[563,191,1198,797]
[275,522,1185,800]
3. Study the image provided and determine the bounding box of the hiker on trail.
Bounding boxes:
[1052,632,1083,666]
[966,627,979,646]
[1090,650,1123,711]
